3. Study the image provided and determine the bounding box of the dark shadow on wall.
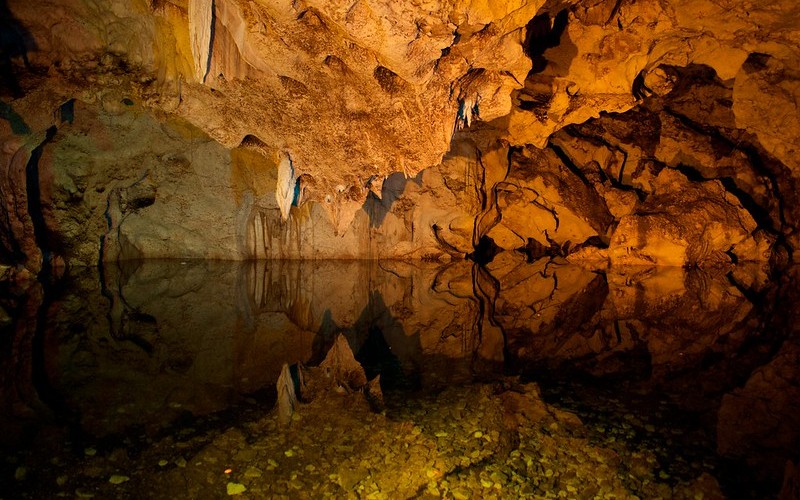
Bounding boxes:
[0,99,30,133]
[523,10,575,77]
[363,171,423,228]
[25,127,57,275]
[0,0,36,97]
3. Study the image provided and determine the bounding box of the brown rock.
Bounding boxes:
[318,334,368,392]
[608,169,766,267]
[718,340,800,485]
[486,145,613,250]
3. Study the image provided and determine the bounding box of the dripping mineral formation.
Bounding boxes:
[0,0,798,270]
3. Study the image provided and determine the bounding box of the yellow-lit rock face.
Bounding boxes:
[1,0,799,267]
[5,0,542,230]
[499,0,800,149]
[608,169,760,267]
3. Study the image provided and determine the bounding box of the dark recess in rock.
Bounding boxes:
[355,326,406,390]
[523,10,569,75]
[468,235,502,265]
[373,65,406,94]
[25,126,58,273]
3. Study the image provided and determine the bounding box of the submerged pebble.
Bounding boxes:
[226,482,247,495]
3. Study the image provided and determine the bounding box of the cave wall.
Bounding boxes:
[1,0,799,270]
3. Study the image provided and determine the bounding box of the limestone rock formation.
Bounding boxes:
[486,145,613,252]
[607,168,766,267]
[0,0,799,268]
[5,0,543,231]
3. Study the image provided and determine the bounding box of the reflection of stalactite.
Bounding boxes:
[247,259,263,310]
[431,265,482,356]
[471,263,506,371]
[100,262,159,351]
[245,259,310,317]
[3,282,50,424]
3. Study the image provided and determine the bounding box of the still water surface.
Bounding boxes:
[0,258,798,498]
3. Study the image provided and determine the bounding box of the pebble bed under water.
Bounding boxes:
[4,379,729,499]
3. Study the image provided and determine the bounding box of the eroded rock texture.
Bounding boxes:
[0,0,799,269]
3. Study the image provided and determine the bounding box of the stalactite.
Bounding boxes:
[188,0,214,83]
[276,154,297,222]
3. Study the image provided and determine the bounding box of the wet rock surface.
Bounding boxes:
[2,375,733,500]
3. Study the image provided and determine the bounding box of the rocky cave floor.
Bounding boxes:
[6,377,732,500]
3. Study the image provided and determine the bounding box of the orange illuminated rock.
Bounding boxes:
[0,0,799,265]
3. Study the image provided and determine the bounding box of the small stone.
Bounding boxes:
[474,431,483,438]
[480,478,493,488]
[174,457,187,468]
[490,471,507,483]
[75,488,95,498]
[158,459,168,467]
[57,475,67,486]
[15,467,27,480]
[284,449,295,457]
[109,475,129,485]
[227,482,247,495]
[84,448,97,457]
[452,487,471,499]
[245,466,263,478]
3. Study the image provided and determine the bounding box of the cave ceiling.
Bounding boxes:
[1,0,799,269]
